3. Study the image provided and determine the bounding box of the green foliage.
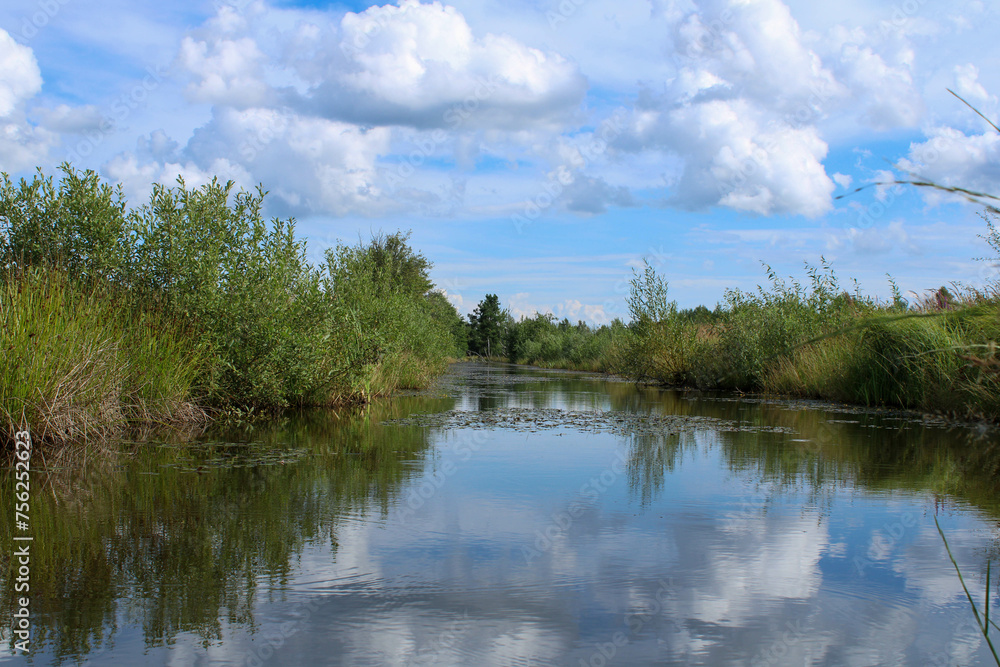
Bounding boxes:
[322,233,465,394]
[610,255,1000,420]
[500,311,625,372]
[425,290,468,356]
[0,265,207,442]
[468,293,506,357]
[627,259,675,325]
[127,177,333,408]
[0,166,464,445]
[0,165,132,283]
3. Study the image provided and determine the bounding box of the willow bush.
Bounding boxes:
[0,165,465,445]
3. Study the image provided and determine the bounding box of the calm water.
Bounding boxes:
[3,362,1000,665]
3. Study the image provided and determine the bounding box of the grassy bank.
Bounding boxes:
[610,258,1000,421]
[1,165,466,447]
[493,224,1000,421]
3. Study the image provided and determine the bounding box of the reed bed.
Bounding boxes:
[0,166,465,449]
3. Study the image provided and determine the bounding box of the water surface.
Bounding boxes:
[3,362,1000,665]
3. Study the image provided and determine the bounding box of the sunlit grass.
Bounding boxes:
[0,166,466,448]
[0,266,208,444]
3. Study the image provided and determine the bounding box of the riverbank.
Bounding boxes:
[502,255,1000,422]
[0,166,466,449]
[615,260,1000,422]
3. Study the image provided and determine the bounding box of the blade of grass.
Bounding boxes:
[935,516,1000,665]
[949,88,1000,134]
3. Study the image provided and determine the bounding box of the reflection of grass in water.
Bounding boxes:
[0,396,446,660]
[936,517,1000,665]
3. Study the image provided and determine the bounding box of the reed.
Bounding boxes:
[0,265,207,444]
[0,166,466,448]
[936,517,1000,665]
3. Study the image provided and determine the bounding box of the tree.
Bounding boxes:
[424,290,468,356]
[324,230,432,300]
[627,260,674,325]
[364,230,433,297]
[468,294,505,357]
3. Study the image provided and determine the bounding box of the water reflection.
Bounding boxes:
[0,395,452,663]
[2,362,1000,665]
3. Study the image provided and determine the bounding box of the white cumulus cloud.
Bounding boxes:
[0,29,56,171]
[296,0,587,130]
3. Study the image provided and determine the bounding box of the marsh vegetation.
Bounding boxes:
[483,221,1000,422]
[6,160,1000,452]
[0,165,466,447]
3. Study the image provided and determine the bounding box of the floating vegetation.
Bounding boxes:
[385,407,793,436]
[153,440,310,469]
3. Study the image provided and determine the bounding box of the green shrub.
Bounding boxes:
[0,166,465,444]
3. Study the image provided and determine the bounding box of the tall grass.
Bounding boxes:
[608,257,1000,420]
[0,165,465,447]
[493,246,1000,421]
[0,266,207,443]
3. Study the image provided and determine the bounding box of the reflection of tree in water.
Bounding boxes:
[0,394,450,662]
[623,429,690,506]
[608,384,1000,517]
[457,362,617,413]
[722,401,1000,516]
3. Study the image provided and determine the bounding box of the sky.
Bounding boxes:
[1,0,1000,323]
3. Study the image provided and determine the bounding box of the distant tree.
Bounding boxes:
[424,290,468,355]
[469,294,505,357]
[327,230,432,299]
[365,230,433,297]
[676,305,718,325]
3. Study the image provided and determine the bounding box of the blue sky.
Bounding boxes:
[1,0,999,321]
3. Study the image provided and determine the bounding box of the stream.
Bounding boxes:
[3,361,1000,665]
